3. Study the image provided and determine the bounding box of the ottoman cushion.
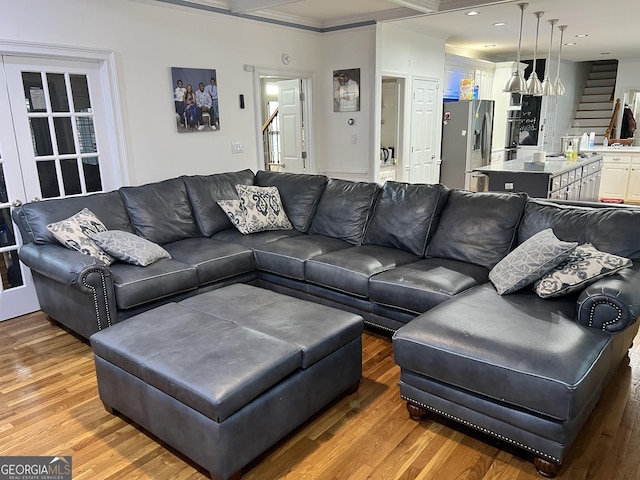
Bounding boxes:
[180,283,363,368]
[91,302,302,422]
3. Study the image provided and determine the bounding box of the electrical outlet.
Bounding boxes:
[505,182,514,190]
[231,142,244,154]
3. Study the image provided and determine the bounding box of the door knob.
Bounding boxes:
[12,199,23,207]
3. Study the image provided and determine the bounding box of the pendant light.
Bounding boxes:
[526,11,544,95]
[503,3,528,94]
[554,25,568,96]
[541,18,558,96]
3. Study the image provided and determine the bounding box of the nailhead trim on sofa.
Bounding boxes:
[82,268,112,331]
[401,395,561,463]
[588,300,623,331]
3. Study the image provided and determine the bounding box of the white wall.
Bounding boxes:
[378,22,447,183]
[316,26,377,182]
[1,0,377,184]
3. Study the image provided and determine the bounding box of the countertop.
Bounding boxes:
[581,146,640,153]
[474,154,602,175]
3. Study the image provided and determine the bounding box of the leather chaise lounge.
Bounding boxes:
[12,169,640,476]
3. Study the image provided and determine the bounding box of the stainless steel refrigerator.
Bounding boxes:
[440,99,494,191]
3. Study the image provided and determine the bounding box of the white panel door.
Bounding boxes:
[0,58,39,320]
[409,78,438,184]
[277,79,305,174]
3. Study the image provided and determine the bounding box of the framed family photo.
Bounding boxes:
[333,68,360,112]
[171,67,219,133]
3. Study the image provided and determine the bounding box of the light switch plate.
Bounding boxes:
[231,142,244,154]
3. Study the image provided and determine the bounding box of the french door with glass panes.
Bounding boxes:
[0,55,121,321]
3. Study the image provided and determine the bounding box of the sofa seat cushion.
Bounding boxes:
[119,178,199,244]
[305,245,420,298]
[253,234,352,281]
[183,169,255,237]
[254,170,328,232]
[369,258,489,314]
[363,181,449,256]
[393,283,613,421]
[308,178,379,245]
[162,237,255,285]
[110,258,198,310]
[426,190,528,269]
[90,302,301,423]
[211,227,303,248]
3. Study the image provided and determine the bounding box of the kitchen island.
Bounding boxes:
[473,154,602,201]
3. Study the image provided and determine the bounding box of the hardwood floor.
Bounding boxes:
[1,311,639,480]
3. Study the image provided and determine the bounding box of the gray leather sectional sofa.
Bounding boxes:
[12,169,640,476]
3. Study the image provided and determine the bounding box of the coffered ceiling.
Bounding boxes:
[159,0,639,62]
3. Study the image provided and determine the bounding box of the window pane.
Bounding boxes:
[0,207,16,247]
[76,117,97,153]
[70,74,91,112]
[0,164,7,203]
[82,157,102,192]
[37,160,60,198]
[22,71,46,113]
[53,117,75,154]
[0,249,24,289]
[29,118,53,156]
[47,73,70,112]
[61,158,82,195]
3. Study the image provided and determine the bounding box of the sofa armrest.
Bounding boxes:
[18,242,107,286]
[577,266,640,333]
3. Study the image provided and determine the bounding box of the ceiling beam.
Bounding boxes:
[228,0,302,14]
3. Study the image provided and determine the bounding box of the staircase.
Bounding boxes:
[568,60,618,144]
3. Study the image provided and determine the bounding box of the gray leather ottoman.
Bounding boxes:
[90,283,363,480]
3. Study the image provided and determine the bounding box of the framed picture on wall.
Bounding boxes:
[333,68,360,112]
[171,67,219,133]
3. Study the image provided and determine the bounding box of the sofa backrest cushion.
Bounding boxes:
[254,170,328,232]
[309,178,379,245]
[426,190,528,269]
[12,191,132,245]
[119,178,199,244]
[363,181,450,256]
[183,169,254,237]
[519,200,640,260]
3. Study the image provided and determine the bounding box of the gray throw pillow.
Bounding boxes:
[533,243,632,298]
[89,230,171,266]
[489,228,577,295]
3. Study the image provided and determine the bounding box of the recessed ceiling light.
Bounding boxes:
[484,44,496,48]
[564,42,576,46]
[466,11,479,16]
[575,34,588,38]
[600,52,611,55]
[493,22,506,26]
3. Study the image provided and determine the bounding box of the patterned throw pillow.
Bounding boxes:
[489,228,578,295]
[46,208,114,265]
[89,230,171,266]
[217,185,293,235]
[216,199,249,234]
[533,243,633,298]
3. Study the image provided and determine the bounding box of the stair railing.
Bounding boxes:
[605,98,621,140]
[262,107,281,169]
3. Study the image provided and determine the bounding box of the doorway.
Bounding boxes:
[0,45,126,321]
[256,69,313,174]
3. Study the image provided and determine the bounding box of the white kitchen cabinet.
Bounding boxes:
[599,163,630,200]
[626,166,640,202]
[598,153,635,201]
